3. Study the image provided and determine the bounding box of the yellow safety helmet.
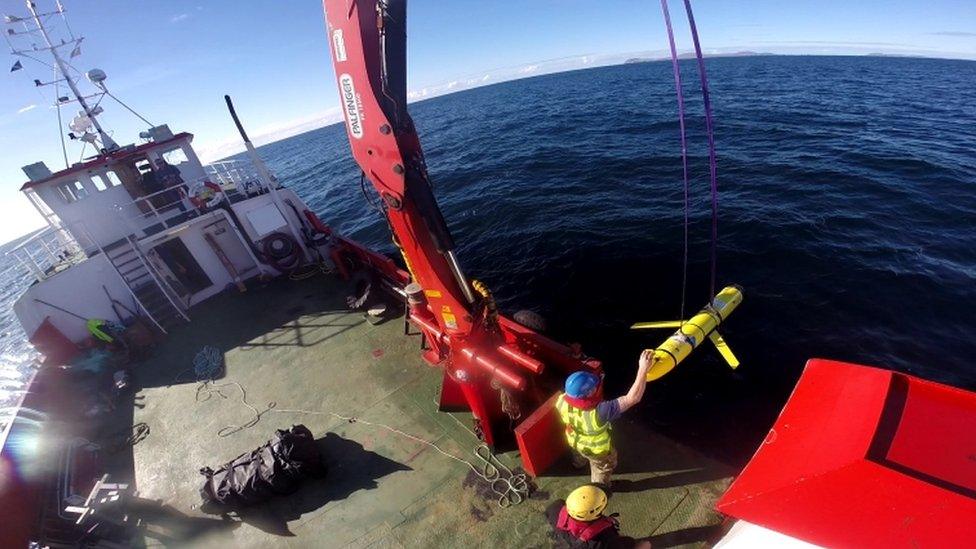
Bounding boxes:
[565,485,608,521]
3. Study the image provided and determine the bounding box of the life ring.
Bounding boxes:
[189,181,223,209]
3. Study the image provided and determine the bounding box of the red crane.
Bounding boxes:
[322,0,598,472]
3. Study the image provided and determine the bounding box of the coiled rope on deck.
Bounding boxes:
[173,346,277,437]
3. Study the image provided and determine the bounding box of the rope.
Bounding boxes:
[272,407,529,508]
[660,0,691,321]
[288,261,334,281]
[192,346,223,378]
[196,380,278,438]
[682,0,720,297]
[107,422,150,453]
[360,171,385,214]
[174,345,527,507]
[102,87,155,128]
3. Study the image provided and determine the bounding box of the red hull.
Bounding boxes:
[717,359,976,547]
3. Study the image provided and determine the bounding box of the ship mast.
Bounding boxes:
[6,1,119,154]
[24,1,117,150]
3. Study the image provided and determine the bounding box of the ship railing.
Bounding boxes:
[6,225,87,283]
[114,160,273,238]
[205,159,271,194]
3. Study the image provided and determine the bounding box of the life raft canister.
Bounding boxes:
[188,180,223,209]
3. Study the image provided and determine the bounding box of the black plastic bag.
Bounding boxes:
[199,424,326,507]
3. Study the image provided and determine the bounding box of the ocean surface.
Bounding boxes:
[4,56,976,463]
[0,230,44,416]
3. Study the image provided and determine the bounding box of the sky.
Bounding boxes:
[1,0,974,243]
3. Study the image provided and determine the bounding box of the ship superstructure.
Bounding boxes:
[4,2,316,352]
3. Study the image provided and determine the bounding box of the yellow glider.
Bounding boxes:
[631,285,743,381]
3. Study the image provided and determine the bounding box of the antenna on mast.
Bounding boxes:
[5,0,118,151]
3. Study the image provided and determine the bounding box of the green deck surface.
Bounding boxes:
[106,274,732,548]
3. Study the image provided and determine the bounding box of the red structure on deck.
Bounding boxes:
[718,359,976,547]
[322,0,595,465]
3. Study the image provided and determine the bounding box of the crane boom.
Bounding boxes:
[324,0,475,336]
[322,0,599,463]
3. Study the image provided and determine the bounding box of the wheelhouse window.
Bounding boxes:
[91,170,122,191]
[134,158,153,177]
[91,174,110,191]
[162,147,189,167]
[56,179,87,203]
[105,171,122,187]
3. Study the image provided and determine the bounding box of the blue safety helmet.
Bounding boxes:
[565,371,601,399]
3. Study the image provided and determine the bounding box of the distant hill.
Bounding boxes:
[625,51,773,63]
[865,52,928,58]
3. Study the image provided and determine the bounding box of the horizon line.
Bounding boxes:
[199,50,975,163]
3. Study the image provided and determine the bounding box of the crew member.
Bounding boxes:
[556,350,653,486]
[153,157,186,209]
[140,167,162,197]
[153,157,184,188]
[545,484,651,548]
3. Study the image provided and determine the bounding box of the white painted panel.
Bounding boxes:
[230,189,309,245]
[245,203,288,237]
[714,520,822,549]
[204,220,255,276]
[31,179,135,251]
[13,254,132,342]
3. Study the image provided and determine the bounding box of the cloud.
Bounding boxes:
[406,52,671,102]
[195,107,343,163]
[928,31,976,37]
[16,104,36,114]
[170,13,190,23]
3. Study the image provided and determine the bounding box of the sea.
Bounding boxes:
[3,55,975,464]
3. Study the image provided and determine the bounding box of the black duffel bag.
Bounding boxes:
[199,424,327,507]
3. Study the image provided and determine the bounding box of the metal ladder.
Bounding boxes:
[104,236,189,333]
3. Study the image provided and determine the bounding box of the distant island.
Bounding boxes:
[624,51,938,64]
[864,52,928,58]
[624,51,772,63]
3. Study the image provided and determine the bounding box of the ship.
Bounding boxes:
[2,1,974,547]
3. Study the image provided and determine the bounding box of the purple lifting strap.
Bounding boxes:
[683,0,720,297]
[660,0,690,320]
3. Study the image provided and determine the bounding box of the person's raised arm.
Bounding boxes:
[615,350,654,414]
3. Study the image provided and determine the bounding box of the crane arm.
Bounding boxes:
[322,0,600,457]
[324,0,475,335]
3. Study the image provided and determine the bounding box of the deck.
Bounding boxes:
[99,273,732,547]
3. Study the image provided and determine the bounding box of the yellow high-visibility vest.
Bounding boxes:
[555,393,612,456]
[87,318,113,343]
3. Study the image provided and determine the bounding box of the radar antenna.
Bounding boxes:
[4,1,118,152]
